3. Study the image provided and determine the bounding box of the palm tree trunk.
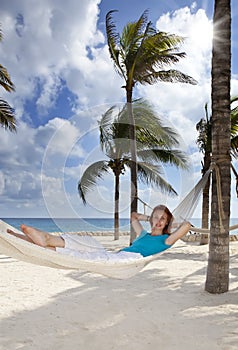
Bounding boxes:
[126,89,138,244]
[205,0,231,294]
[114,173,120,240]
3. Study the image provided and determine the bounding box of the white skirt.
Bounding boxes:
[56,234,142,261]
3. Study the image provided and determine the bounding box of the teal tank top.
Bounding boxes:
[121,230,172,257]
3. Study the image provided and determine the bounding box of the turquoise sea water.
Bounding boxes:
[1,217,238,234]
[1,218,131,233]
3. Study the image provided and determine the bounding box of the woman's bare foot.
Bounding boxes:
[7,228,34,243]
[20,224,50,247]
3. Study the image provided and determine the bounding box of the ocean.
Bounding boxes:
[1,217,238,235]
[1,217,131,233]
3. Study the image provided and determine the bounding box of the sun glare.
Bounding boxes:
[190,20,213,49]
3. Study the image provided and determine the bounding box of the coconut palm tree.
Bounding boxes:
[205,0,231,294]
[196,103,212,243]
[196,97,238,245]
[78,100,189,240]
[106,10,196,240]
[0,26,16,132]
[230,96,238,157]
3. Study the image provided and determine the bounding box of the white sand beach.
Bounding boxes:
[1,234,238,350]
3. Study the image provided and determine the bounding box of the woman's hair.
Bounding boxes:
[149,204,174,234]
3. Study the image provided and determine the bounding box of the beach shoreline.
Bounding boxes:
[53,230,238,242]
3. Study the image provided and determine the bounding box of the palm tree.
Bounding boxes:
[196,103,212,244]
[106,10,196,241]
[205,0,231,294]
[230,96,238,157]
[230,97,238,198]
[0,26,16,132]
[196,97,238,245]
[78,100,189,240]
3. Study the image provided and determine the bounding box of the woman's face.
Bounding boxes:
[151,210,169,235]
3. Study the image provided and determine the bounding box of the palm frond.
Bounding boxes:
[137,149,189,170]
[121,10,149,70]
[118,98,181,147]
[231,135,238,158]
[230,95,238,105]
[129,29,196,86]
[99,105,117,148]
[132,26,175,74]
[78,161,109,204]
[231,108,238,136]
[0,64,15,92]
[138,69,197,85]
[0,99,17,132]
[196,115,212,153]
[98,105,132,158]
[136,162,177,196]
[230,96,238,156]
[106,10,126,80]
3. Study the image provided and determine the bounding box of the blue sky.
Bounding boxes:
[0,0,238,219]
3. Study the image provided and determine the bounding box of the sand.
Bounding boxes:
[0,234,238,350]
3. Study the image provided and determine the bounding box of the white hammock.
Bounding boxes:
[0,220,165,279]
[0,166,233,279]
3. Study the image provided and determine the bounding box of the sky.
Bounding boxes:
[0,0,238,220]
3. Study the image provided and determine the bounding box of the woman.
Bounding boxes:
[7,205,191,260]
[122,205,191,257]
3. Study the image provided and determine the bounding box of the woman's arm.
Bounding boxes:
[165,221,191,246]
[131,212,150,236]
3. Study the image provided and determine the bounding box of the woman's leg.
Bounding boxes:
[8,224,65,249]
[21,224,65,248]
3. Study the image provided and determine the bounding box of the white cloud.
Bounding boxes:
[0,116,87,216]
[38,117,84,156]
[0,0,123,119]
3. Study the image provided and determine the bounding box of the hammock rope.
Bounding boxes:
[171,165,212,225]
[211,160,226,233]
[189,224,238,234]
[172,157,232,234]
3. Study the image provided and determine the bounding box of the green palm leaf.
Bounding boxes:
[137,149,189,169]
[106,10,126,80]
[119,98,181,147]
[231,135,238,157]
[136,162,177,195]
[78,161,109,204]
[0,99,17,131]
[0,64,15,92]
[0,25,16,132]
